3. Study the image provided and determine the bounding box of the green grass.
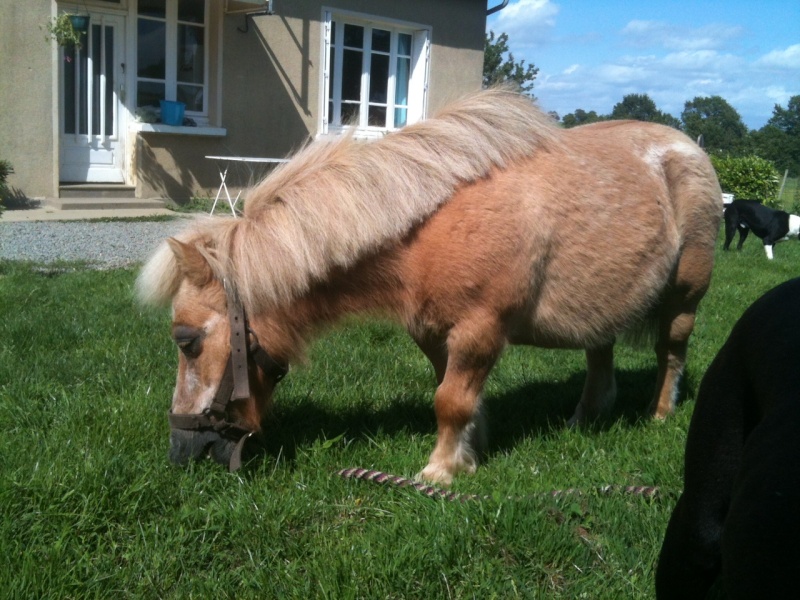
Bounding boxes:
[1,231,799,599]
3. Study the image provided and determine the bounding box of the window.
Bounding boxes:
[136,0,207,115]
[323,12,429,136]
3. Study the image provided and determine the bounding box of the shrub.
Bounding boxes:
[0,159,12,215]
[710,155,780,207]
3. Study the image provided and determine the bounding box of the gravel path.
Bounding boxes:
[0,219,190,268]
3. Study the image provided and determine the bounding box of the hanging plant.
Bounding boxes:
[44,14,88,48]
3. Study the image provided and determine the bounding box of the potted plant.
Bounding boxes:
[44,13,89,48]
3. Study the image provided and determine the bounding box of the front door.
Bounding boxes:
[60,13,126,183]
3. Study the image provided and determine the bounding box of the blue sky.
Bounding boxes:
[486,0,800,129]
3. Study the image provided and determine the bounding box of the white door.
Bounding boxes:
[60,13,126,183]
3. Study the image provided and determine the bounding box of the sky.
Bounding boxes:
[486,0,800,129]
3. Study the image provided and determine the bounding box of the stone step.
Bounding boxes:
[45,197,167,211]
[59,184,137,199]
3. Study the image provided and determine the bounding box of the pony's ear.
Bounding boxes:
[166,237,214,288]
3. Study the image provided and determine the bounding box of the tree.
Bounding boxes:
[609,94,681,129]
[752,96,800,176]
[681,96,749,155]
[561,109,604,128]
[483,31,538,94]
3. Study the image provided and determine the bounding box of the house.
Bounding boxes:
[0,0,499,206]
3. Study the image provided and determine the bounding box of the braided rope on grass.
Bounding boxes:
[337,467,664,503]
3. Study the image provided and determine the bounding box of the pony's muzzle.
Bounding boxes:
[168,428,236,467]
[169,428,264,471]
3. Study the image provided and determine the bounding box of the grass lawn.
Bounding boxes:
[1,230,799,599]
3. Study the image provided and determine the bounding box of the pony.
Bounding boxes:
[137,88,722,483]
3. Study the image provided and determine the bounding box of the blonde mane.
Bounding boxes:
[137,88,559,313]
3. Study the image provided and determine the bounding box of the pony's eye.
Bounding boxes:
[172,326,204,358]
[176,336,203,358]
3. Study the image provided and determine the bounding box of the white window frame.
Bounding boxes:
[135,0,209,118]
[320,9,430,138]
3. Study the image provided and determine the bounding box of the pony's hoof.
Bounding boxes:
[648,400,674,420]
[418,464,455,486]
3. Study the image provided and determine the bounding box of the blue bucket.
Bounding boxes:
[160,100,186,126]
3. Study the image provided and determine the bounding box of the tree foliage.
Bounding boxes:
[682,96,748,154]
[609,94,682,129]
[561,109,604,128]
[483,31,538,94]
[751,96,800,176]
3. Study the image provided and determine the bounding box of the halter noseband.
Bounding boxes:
[168,292,288,471]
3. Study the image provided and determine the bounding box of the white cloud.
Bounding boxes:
[621,20,742,51]
[491,0,559,46]
[563,64,580,75]
[757,44,800,69]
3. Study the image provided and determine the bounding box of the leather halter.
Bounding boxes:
[168,292,288,471]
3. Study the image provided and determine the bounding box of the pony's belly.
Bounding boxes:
[505,317,614,350]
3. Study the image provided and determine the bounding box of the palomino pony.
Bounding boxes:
[137,88,721,483]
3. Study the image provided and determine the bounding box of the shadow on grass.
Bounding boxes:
[251,365,698,468]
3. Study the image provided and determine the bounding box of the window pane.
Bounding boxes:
[63,45,77,134]
[368,105,386,127]
[177,24,204,83]
[177,84,203,112]
[138,0,166,18]
[178,0,204,23]
[137,81,165,108]
[343,24,363,49]
[341,48,362,101]
[341,102,360,124]
[372,29,390,53]
[105,25,114,135]
[137,19,166,79]
[92,24,102,135]
[395,56,410,105]
[394,107,407,128]
[369,53,388,104]
[327,24,336,103]
[398,33,412,56]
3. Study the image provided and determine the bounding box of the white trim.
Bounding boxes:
[134,0,210,118]
[131,123,226,136]
[319,8,431,139]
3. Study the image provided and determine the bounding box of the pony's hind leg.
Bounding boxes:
[649,303,698,419]
[569,343,617,426]
[417,319,502,485]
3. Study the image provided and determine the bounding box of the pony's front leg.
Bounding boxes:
[418,324,502,485]
[568,343,617,426]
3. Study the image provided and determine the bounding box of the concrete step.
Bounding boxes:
[45,197,167,211]
[59,184,137,199]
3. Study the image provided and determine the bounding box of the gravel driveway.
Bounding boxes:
[0,219,190,269]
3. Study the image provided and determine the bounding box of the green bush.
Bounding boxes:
[710,155,780,207]
[0,159,12,215]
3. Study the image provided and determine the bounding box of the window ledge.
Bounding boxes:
[131,123,227,137]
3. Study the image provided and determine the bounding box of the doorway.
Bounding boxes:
[60,12,126,183]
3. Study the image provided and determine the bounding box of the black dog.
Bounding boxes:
[656,277,800,599]
[723,199,800,259]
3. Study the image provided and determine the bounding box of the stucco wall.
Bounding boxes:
[1,0,487,202]
[0,0,59,199]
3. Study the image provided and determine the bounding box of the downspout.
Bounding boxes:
[487,0,509,16]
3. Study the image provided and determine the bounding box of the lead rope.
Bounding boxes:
[336,467,666,503]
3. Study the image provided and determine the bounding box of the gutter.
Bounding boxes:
[487,0,509,16]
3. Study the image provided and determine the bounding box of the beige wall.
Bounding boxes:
[1,0,487,202]
[0,0,58,199]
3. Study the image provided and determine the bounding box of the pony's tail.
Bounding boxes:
[619,314,659,350]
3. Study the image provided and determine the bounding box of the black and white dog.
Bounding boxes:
[723,199,800,259]
[656,277,800,599]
